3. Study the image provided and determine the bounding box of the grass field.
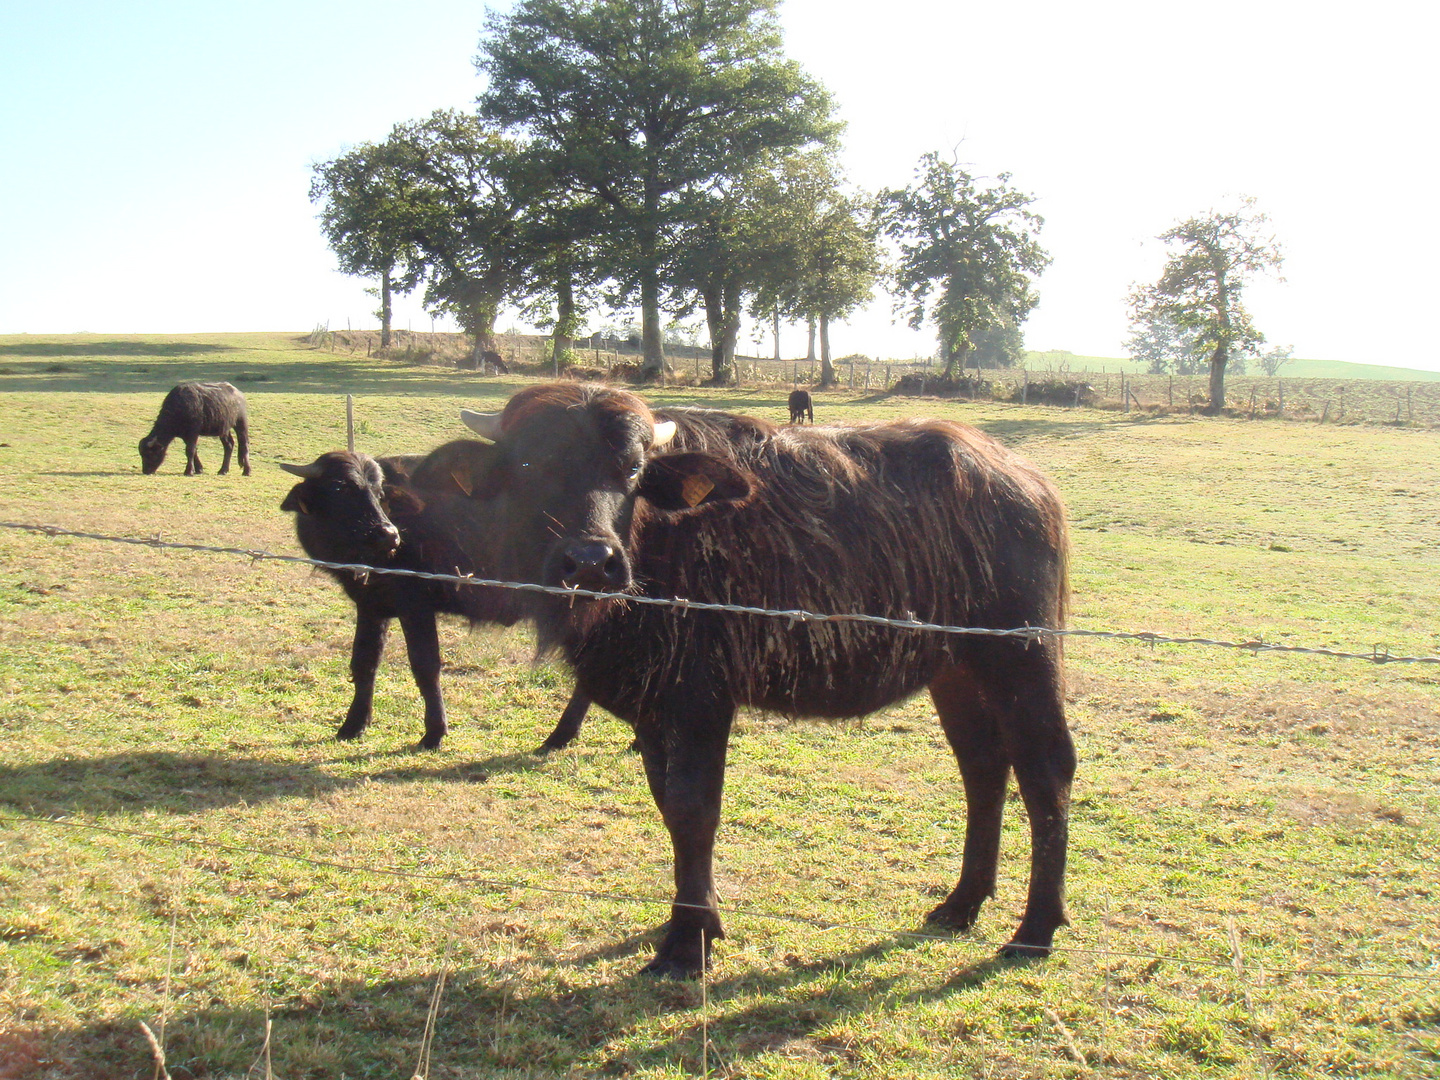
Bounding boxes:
[1,333,1437,1078]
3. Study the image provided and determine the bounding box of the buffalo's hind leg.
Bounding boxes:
[930,642,1075,957]
[926,662,1011,933]
[218,432,234,475]
[398,611,448,749]
[535,688,592,754]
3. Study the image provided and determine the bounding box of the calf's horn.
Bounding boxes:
[652,420,677,448]
[278,462,325,479]
[460,409,504,442]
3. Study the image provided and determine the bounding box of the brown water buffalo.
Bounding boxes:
[424,383,1072,977]
[140,381,251,476]
[280,449,591,752]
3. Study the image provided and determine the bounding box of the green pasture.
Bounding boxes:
[0,334,1437,1078]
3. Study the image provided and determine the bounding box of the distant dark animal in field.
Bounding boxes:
[279,450,591,752]
[139,381,251,476]
[425,383,1073,977]
[787,388,814,424]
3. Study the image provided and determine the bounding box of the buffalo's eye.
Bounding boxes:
[624,457,643,480]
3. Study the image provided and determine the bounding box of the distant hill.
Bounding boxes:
[1023,350,1440,382]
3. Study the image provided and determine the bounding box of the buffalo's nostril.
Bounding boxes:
[561,540,626,591]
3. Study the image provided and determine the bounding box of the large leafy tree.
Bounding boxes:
[881,152,1050,379]
[1129,198,1283,413]
[388,110,550,364]
[477,0,838,380]
[748,153,880,387]
[310,141,421,349]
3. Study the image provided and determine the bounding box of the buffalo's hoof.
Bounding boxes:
[418,731,446,751]
[640,953,707,980]
[997,940,1052,960]
[336,722,367,741]
[925,897,983,931]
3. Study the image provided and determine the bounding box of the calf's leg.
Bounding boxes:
[535,687,592,754]
[184,437,202,475]
[397,611,447,749]
[218,433,235,475]
[338,608,388,740]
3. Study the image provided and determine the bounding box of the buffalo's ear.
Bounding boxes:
[637,452,754,511]
[408,439,504,500]
[280,484,309,514]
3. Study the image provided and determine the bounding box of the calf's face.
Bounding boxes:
[279,453,401,563]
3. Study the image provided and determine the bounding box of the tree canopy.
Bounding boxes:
[477,0,838,379]
[309,140,422,348]
[880,152,1049,378]
[1129,198,1283,412]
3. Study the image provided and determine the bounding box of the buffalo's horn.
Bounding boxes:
[652,420,677,448]
[460,409,504,442]
[278,461,325,479]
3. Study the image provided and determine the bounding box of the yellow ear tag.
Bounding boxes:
[450,469,473,496]
[681,473,715,508]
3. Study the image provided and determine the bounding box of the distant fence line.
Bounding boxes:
[4,521,1438,667]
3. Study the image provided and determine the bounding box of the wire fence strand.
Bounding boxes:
[4,520,1438,666]
[8,811,1437,986]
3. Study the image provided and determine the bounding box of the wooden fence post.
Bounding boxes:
[1168,375,1173,408]
[1278,379,1284,417]
[1122,373,1129,413]
[346,394,354,452]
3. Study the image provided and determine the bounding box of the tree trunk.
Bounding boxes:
[379,269,393,350]
[1206,342,1228,415]
[638,212,666,380]
[939,335,956,380]
[703,283,730,384]
[817,314,836,387]
[551,264,575,367]
[461,290,500,370]
[771,309,781,361]
[806,316,817,362]
[721,281,742,383]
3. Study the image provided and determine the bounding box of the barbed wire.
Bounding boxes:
[4,519,1439,665]
[8,811,1437,985]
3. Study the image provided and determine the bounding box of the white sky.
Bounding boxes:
[1,0,1436,368]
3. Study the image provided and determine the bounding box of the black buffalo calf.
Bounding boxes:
[787,388,814,424]
[280,450,591,751]
[140,381,251,475]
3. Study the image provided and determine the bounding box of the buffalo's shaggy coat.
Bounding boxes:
[139,381,251,475]
[280,449,591,751]
[430,383,1073,976]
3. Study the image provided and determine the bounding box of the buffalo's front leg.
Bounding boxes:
[535,687,592,754]
[338,608,389,741]
[637,706,734,978]
[397,611,447,749]
[218,432,235,475]
[184,438,202,475]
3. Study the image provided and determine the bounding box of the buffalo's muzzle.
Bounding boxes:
[560,539,628,592]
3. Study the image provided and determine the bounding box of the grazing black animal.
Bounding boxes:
[139,381,251,475]
[426,383,1073,977]
[787,388,814,424]
[280,450,591,752]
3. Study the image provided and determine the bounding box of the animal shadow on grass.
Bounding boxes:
[0,748,546,817]
[9,931,1013,1078]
